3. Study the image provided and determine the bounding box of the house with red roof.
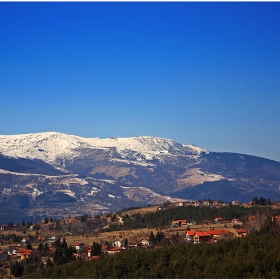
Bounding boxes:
[186,230,213,243]
[193,231,213,244]
[171,219,187,227]
[215,217,223,224]
[17,248,33,260]
[194,201,201,207]
[108,246,125,255]
[236,229,247,238]
[206,229,233,239]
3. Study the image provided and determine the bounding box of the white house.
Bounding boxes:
[112,239,122,247]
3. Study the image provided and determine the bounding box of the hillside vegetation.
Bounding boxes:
[26,233,280,279]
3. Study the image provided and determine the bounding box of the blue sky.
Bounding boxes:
[1,2,280,161]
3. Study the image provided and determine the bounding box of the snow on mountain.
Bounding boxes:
[183,144,209,154]
[120,186,180,203]
[0,132,209,168]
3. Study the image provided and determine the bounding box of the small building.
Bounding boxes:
[203,200,210,206]
[193,232,213,244]
[109,246,125,255]
[186,230,196,243]
[171,219,187,227]
[207,229,233,239]
[177,201,184,207]
[213,200,219,206]
[215,217,223,224]
[112,239,122,248]
[140,239,151,247]
[236,229,247,237]
[75,242,85,252]
[0,225,8,231]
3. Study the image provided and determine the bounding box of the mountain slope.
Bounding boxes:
[0,132,280,223]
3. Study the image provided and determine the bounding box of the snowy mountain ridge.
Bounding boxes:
[0,132,209,170]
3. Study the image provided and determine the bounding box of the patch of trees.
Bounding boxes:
[103,205,275,231]
[53,238,76,265]
[252,196,271,206]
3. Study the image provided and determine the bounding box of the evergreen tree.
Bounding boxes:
[44,242,49,251]
[37,243,43,251]
[156,231,165,243]
[11,261,24,277]
[26,240,32,250]
[46,258,53,268]
[91,241,102,256]
[149,231,156,244]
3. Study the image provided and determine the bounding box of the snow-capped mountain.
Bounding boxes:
[0,132,280,223]
[0,132,208,169]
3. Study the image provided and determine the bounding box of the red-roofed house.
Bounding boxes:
[206,229,233,238]
[194,201,200,207]
[186,230,196,242]
[215,217,223,224]
[18,248,33,260]
[236,229,247,238]
[172,220,187,227]
[186,230,213,243]
[109,246,125,255]
[193,232,213,244]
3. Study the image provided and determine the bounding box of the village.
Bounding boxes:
[0,198,278,277]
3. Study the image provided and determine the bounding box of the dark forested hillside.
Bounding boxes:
[26,233,280,279]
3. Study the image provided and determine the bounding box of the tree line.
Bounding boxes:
[103,204,276,231]
[26,231,280,278]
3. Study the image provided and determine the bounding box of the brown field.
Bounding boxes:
[64,222,241,247]
[0,203,250,249]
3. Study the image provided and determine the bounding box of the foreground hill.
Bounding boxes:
[26,233,280,279]
[0,132,280,222]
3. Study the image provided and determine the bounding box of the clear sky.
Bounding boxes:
[1,2,280,161]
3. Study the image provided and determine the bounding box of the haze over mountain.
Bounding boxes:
[0,132,280,224]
